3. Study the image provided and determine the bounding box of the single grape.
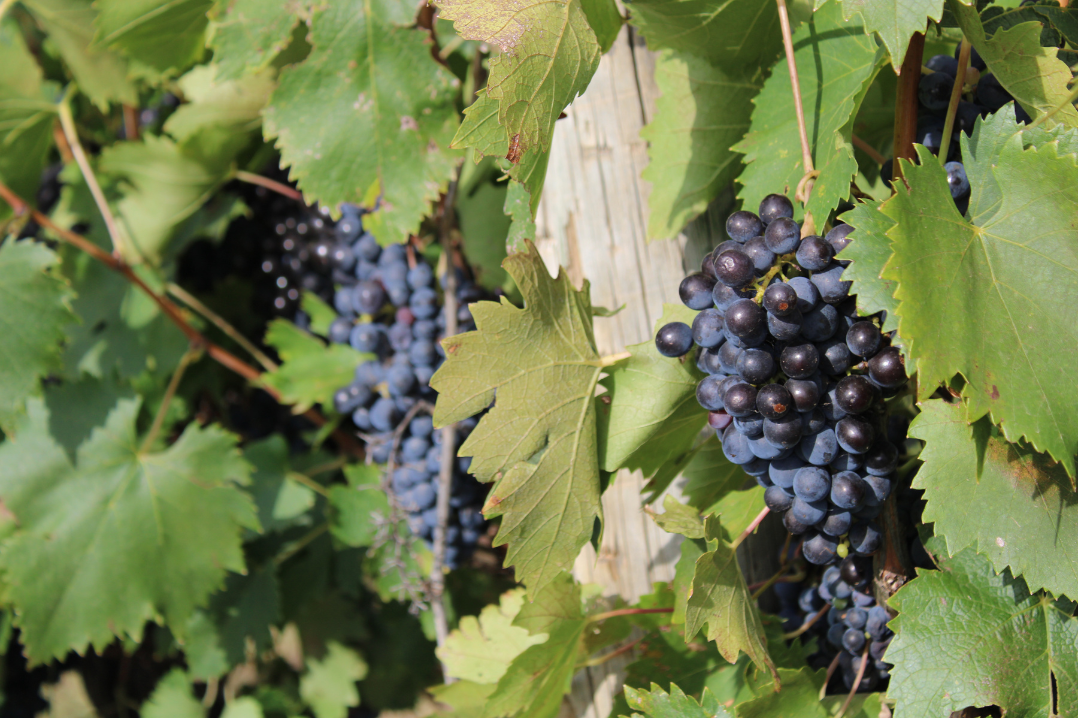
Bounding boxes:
[748,433,787,460]
[821,507,852,537]
[759,193,794,224]
[708,410,733,431]
[825,223,855,256]
[701,251,718,279]
[820,387,848,422]
[803,531,839,565]
[785,379,819,412]
[784,510,812,535]
[736,348,776,384]
[865,441,899,476]
[655,322,694,357]
[328,316,353,344]
[407,263,434,289]
[370,397,402,432]
[842,627,867,654]
[855,503,882,521]
[944,161,970,199]
[717,341,743,373]
[724,299,767,340]
[723,381,758,417]
[764,217,801,254]
[742,236,776,274]
[811,263,851,304]
[764,485,795,513]
[352,280,387,314]
[955,101,981,136]
[794,466,831,502]
[780,343,820,379]
[787,276,820,312]
[726,210,764,242]
[830,471,867,510]
[411,287,439,320]
[919,71,954,112]
[849,521,882,556]
[841,555,873,588]
[734,413,764,438]
[714,249,756,287]
[800,304,839,342]
[762,282,798,317]
[801,408,828,435]
[830,451,863,473]
[796,235,834,271]
[767,310,802,341]
[333,382,372,414]
[926,53,958,77]
[744,457,772,478]
[769,454,804,489]
[712,282,756,312]
[817,337,852,375]
[691,308,726,348]
[835,375,877,414]
[836,416,876,454]
[798,427,838,466]
[386,363,417,396]
[722,425,756,464]
[680,272,718,309]
[696,375,728,411]
[868,346,907,388]
[763,412,803,449]
[353,232,381,261]
[756,383,793,420]
[866,605,891,640]
[976,73,1012,112]
[410,415,434,437]
[846,321,881,357]
[350,323,385,353]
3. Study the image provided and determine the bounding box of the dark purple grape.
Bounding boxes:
[787,276,819,312]
[764,485,795,512]
[764,217,801,254]
[737,348,776,384]
[780,343,820,378]
[680,272,718,310]
[800,304,839,342]
[714,249,756,287]
[798,427,838,466]
[927,53,958,77]
[712,282,756,312]
[868,346,907,388]
[825,223,854,255]
[692,308,725,348]
[763,282,798,317]
[708,410,732,431]
[763,412,802,449]
[726,210,764,242]
[811,263,851,304]
[830,451,863,473]
[793,466,830,502]
[696,375,727,411]
[865,441,899,476]
[846,321,881,357]
[821,507,852,537]
[840,556,873,587]
[836,416,876,454]
[734,414,764,438]
[850,521,882,555]
[718,341,742,373]
[757,383,793,420]
[701,251,718,279]
[831,471,867,510]
[767,310,802,341]
[795,235,833,271]
[835,375,877,414]
[919,71,954,112]
[784,510,812,535]
[785,379,819,412]
[723,381,758,417]
[724,299,767,339]
[976,73,1012,112]
[722,425,756,464]
[759,193,794,225]
[742,236,776,274]
[864,474,893,505]
[353,280,386,314]
[655,322,694,357]
[945,161,970,199]
[791,496,826,525]
[817,337,852,375]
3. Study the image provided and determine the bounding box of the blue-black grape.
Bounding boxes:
[680,272,718,309]
[795,236,834,271]
[764,217,801,254]
[759,193,794,224]
[714,249,756,288]
[944,161,970,199]
[656,322,694,357]
[692,308,726,348]
[726,210,764,242]
[918,71,954,112]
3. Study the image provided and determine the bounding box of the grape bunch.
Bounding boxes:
[882,42,1032,215]
[655,194,908,566]
[326,226,490,568]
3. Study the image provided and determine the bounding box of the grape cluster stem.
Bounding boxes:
[937,39,972,166]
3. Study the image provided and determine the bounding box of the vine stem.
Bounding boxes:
[892,32,927,185]
[730,507,770,551]
[851,135,886,165]
[430,177,460,679]
[598,351,631,367]
[776,0,814,182]
[587,607,674,624]
[834,644,871,718]
[166,282,279,372]
[581,634,647,668]
[937,39,971,166]
[141,345,199,453]
[750,567,805,601]
[274,522,330,566]
[818,652,841,700]
[233,170,304,201]
[783,604,827,639]
[57,90,134,259]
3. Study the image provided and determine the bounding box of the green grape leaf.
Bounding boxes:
[301,291,339,337]
[650,494,705,539]
[887,547,1078,718]
[182,612,230,680]
[208,0,312,81]
[457,167,512,292]
[597,303,706,477]
[20,0,135,110]
[428,681,497,718]
[142,670,203,718]
[880,128,1078,476]
[641,50,761,241]
[680,434,748,513]
[910,399,1078,600]
[93,0,212,75]
[264,0,459,245]
[437,588,546,684]
[835,0,946,67]
[0,21,58,223]
[0,398,258,663]
[838,200,899,333]
[431,241,602,593]
[0,241,75,430]
[205,568,280,667]
[99,135,241,265]
[734,3,883,224]
[44,377,135,459]
[504,179,537,251]
[737,666,882,718]
[950,0,1078,129]
[300,642,367,718]
[483,574,586,718]
[623,683,730,718]
[438,0,601,162]
[710,486,765,541]
[580,0,622,53]
[262,319,370,413]
[164,65,274,141]
[1035,5,1078,48]
[628,0,784,68]
[329,464,391,547]
[684,516,776,682]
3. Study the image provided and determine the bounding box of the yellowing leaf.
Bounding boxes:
[437,588,546,684]
[300,642,367,718]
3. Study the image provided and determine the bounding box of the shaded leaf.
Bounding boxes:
[580,0,622,53]
[880,121,1078,475]
[628,0,784,68]
[431,241,603,593]
[836,0,946,67]
[437,588,546,684]
[737,666,882,718]
[0,398,258,663]
[329,464,391,547]
[887,547,1078,718]
[680,434,747,513]
[262,319,370,413]
[93,0,212,75]
[264,0,459,244]
[208,0,312,81]
[838,200,899,333]
[141,670,203,718]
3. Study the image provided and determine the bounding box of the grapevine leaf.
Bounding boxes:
[245,436,312,533]
[580,0,622,53]
[950,0,1078,129]
[301,292,339,337]
[300,642,367,718]
[262,319,370,413]
[456,168,512,292]
[838,200,899,333]
[710,486,765,541]
[737,666,883,718]
[428,681,498,718]
[881,133,1078,475]
[0,241,75,430]
[329,463,391,547]
[19,0,136,109]
[835,0,946,67]
[886,547,1078,718]
[93,0,213,75]
[623,683,730,718]
[597,303,706,477]
[650,495,705,540]
[671,537,704,626]
[1035,6,1078,48]
[437,588,546,684]
[431,241,603,593]
[684,516,776,682]
[182,612,230,679]
[44,377,135,459]
[264,0,459,245]
[504,179,537,251]
[206,568,281,666]
[438,0,601,161]
[142,670,203,718]
[164,66,274,142]
[733,2,883,223]
[483,574,586,718]
[627,0,784,68]
[910,399,1078,600]
[0,21,58,222]
[641,50,761,241]
[207,0,312,81]
[0,398,259,663]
